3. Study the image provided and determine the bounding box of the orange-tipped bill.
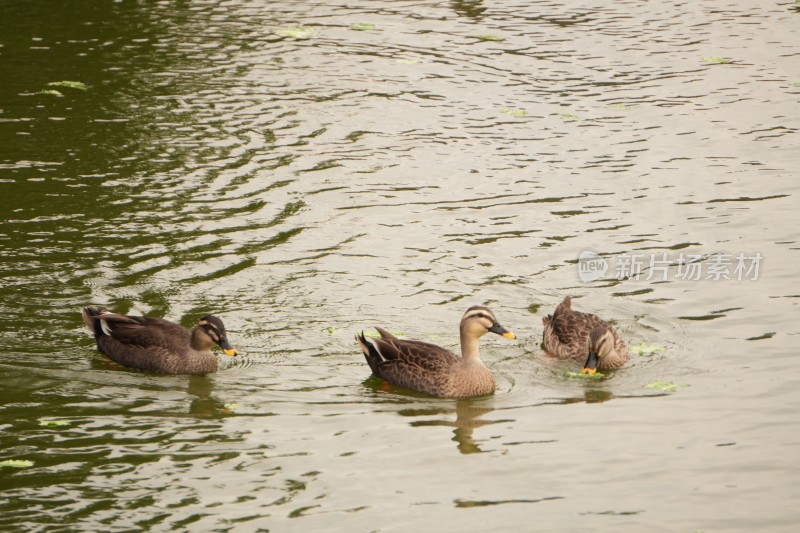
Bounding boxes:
[489,322,516,339]
[582,351,599,374]
[219,337,238,357]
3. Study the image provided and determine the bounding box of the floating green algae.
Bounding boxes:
[631,343,665,356]
[0,460,34,469]
[702,56,731,64]
[350,23,376,31]
[500,108,527,117]
[277,26,316,38]
[474,34,506,42]
[565,370,605,379]
[47,80,88,91]
[645,381,689,393]
[39,419,70,427]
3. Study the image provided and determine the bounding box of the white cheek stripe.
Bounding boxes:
[100,319,112,336]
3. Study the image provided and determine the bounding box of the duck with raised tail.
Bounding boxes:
[356,306,516,398]
[542,296,628,374]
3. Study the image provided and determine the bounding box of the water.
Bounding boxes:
[1,0,799,530]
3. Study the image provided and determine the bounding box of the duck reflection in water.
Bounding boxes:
[562,389,616,404]
[450,0,486,21]
[398,399,507,455]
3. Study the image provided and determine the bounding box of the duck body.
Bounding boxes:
[542,296,628,372]
[356,306,516,399]
[81,307,237,375]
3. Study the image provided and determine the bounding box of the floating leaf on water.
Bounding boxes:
[565,370,605,379]
[350,23,376,31]
[323,326,336,335]
[36,89,63,97]
[645,381,689,393]
[631,343,665,356]
[560,113,579,120]
[526,303,540,315]
[0,459,34,468]
[223,402,238,411]
[500,108,527,117]
[474,34,506,42]
[702,56,731,64]
[47,81,88,91]
[39,419,69,427]
[277,26,316,38]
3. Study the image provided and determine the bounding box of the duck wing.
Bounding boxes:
[92,313,190,351]
[83,309,197,371]
[356,329,460,395]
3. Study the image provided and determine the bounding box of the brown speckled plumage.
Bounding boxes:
[542,296,628,371]
[356,306,516,398]
[81,307,237,375]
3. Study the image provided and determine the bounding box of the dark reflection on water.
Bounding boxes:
[2,0,800,530]
[451,0,487,21]
[403,400,508,455]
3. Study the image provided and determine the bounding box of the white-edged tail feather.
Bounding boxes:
[366,337,386,362]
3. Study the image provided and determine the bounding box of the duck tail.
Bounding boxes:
[81,306,109,338]
[355,331,370,354]
[355,331,386,372]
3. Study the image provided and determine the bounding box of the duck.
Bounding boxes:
[355,306,516,398]
[81,306,237,375]
[542,296,628,374]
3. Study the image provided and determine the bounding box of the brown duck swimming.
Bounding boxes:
[542,296,628,374]
[356,306,516,398]
[82,307,237,375]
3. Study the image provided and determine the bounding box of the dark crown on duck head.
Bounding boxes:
[199,315,226,332]
[462,306,497,322]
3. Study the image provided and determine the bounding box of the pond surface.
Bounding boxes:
[1,0,799,531]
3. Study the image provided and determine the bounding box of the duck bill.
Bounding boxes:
[489,322,516,340]
[581,351,599,374]
[219,337,238,357]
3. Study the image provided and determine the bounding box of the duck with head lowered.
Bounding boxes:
[542,296,628,374]
[356,305,516,398]
[82,306,237,375]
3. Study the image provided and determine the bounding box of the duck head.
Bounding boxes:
[193,316,238,356]
[581,326,614,374]
[460,306,516,340]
